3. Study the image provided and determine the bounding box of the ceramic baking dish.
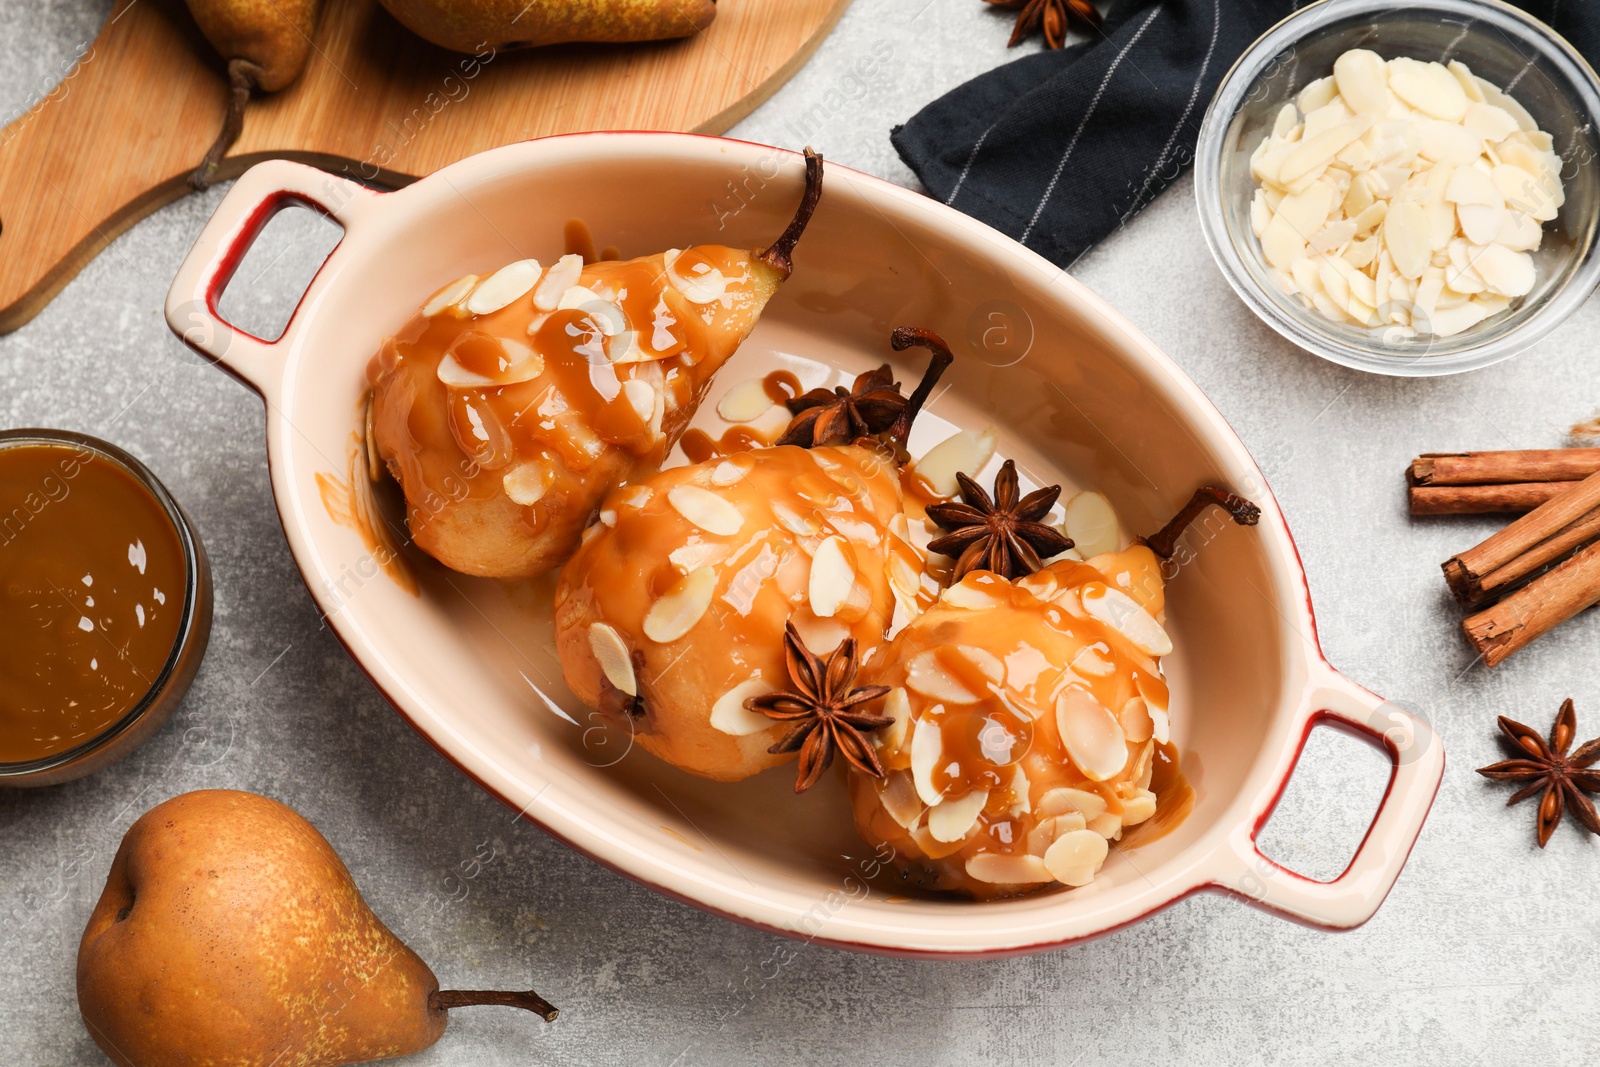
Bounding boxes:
[165,133,1443,956]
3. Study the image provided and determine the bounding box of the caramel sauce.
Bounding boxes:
[0,444,186,763]
[368,245,775,570]
[563,218,597,263]
[763,369,802,405]
[679,425,779,464]
[316,431,418,596]
[1118,742,1194,849]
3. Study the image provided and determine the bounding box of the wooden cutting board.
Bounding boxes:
[0,0,849,333]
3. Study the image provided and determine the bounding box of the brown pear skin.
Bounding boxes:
[77,790,554,1067]
[376,0,716,55]
[185,0,322,189]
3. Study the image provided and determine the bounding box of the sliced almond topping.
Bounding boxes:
[422,274,478,317]
[1062,490,1121,558]
[464,259,542,315]
[622,378,656,425]
[1384,197,1433,279]
[437,336,545,389]
[808,535,855,619]
[587,623,636,697]
[1043,828,1109,887]
[965,852,1052,886]
[910,718,944,807]
[940,579,1004,611]
[1120,789,1158,826]
[663,249,729,304]
[667,542,731,574]
[880,686,911,752]
[532,253,582,311]
[879,771,924,829]
[912,427,998,498]
[502,461,553,506]
[1008,764,1031,815]
[710,459,749,487]
[1089,812,1123,839]
[642,566,716,643]
[1457,203,1506,246]
[1070,645,1115,679]
[716,378,775,423]
[906,651,987,704]
[1119,696,1154,744]
[1055,687,1128,782]
[1081,583,1172,656]
[709,678,776,736]
[667,485,744,536]
[928,788,988,843]
[1038,786,1107,820]
[1297,76,1337,113]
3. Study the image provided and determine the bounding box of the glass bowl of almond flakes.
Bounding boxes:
[1195,0,1600,376]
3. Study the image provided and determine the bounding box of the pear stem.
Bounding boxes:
[430,988,559,1023]
[757,147,824,278]
[1138,486,1261,560]
[887,326,956,447]
[190,58,259,191]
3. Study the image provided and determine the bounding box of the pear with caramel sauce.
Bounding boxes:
[552,328,955,782]
[367,150,824,579]
[850,487,1259,899]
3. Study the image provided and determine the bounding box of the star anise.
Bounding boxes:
[746,622,894,794]
[926,459,1074,580]
[984,0,1101,50]
[1477,698,1600,847]
[776,326,954,450]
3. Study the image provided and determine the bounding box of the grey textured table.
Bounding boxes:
[3,2,1597,1064]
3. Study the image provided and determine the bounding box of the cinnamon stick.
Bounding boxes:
[1463,539,1600,666]
[1409,449,1600,486]
[1409,482,1578,516]
[1443,469,1600,602]
[1474,507,1600,603]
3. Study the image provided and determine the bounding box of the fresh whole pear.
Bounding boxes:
[376,0,716,55]
[77,790,556,1067]
[185,0,323,189]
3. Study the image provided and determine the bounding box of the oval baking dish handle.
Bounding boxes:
[1213,668,1444,930]
[164,159,377,404]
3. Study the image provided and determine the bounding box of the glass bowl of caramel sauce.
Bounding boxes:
[0,430,211,787]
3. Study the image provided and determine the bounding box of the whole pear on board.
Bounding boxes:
[77,790,556,1067]
[184,0,322,189]
[376,0,716,54]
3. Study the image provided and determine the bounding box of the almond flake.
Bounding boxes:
[1119,696,1154,744]
[668,485,744,536]
[879,771,924,829]
[1038,786,1107,820]
[1062,490,1121,558]
[940,579,1004,611]
[663,249,729,304]
[879,687,911,752]
[588,623,636,697]
[532,254,582,311]
[1388,57,1469,121]
[1472,243,1535,297]
[912,428,998,498]
[1120,790,1158,826]
[709,678,776,736]
[1081,583,1172,656]
[422,274,478,317]
[1043,828,1109,886]
[642,566,716,643]
[710,459,749,486]
[716,378,774,423]
[502,461,553,506]
[928,788,989,842]
[966,852,1052,886]
[465,259,542,315]
[1333,49,1390,114]
[1055,687,1128,782]
[910,718,945,806]
[808,536,855,619]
